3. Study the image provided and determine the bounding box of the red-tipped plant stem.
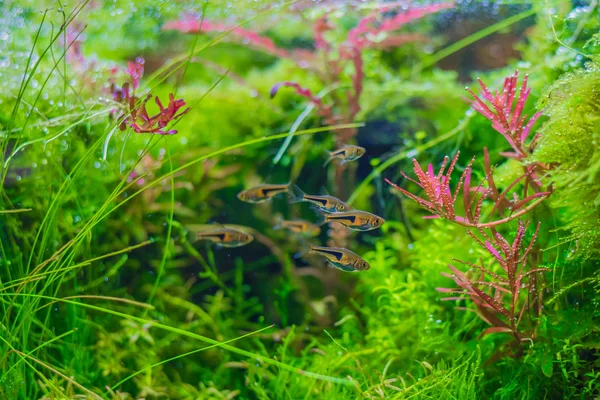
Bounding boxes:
[110,58,190,135]
[466,70,548,191]
[387,71,552,345]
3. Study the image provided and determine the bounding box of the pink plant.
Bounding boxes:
[270,82,322,106]
[345,3,454,51]
[268,3,452,144]
[127,57,144,90]
[385,150,549,228]
[111,58,190,135]
[270,81,333,120]
[386,71,551,344]
[63,22,86,65]
[437,221,548,343]
[126,93,190,135]
[466,70,542,160]
[164,4,453,144]
[162,18,290,58]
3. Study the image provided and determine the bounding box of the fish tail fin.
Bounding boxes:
[293,240,314,260]
[273,214,284,230]
[324,148,339,167]
[289,184,306,204]
[314,212,328,227]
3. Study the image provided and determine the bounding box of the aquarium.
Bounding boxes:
[1,0,599,398]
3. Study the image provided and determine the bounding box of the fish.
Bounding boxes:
[324,144,366,166]
[320,210,385,231]
[274,217,321,237]
[195,228,254,248]
[237,182,291,203]
[289,185,352,213]
[308,245,370,272]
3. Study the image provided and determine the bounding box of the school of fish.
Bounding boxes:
[197,144,383,273]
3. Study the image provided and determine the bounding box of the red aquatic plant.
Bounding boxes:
[466,70,542,160]
[270,81,333,121]
[437,221,548,343]
[385,149,549,228]
[267,3,453,144]
[165,3,453,144]
[386,71,551,344]
[111,58,190,135]
[466,70,549,190]
[387,70,550,227]
[345,3,453,51]
[163,18,290,58]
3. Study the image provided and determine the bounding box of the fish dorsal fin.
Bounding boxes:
[319,186,330,196]
[212,221,227,229]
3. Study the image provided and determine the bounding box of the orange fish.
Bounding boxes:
[320,210,385,231]
[274,217,321,237]
[289,185,352,213]
[324,144,366,166]
[237,182,291,203]
[195,228,254,248]
[308,246,370,272]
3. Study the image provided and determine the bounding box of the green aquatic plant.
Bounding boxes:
[2,1,599,398]
[534,64,600,258]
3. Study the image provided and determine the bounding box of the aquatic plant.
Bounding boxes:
[111,58,190,135]
[534,64,600,258]
[385,149,549,228]
[266,2,454,144]
[2,1,599,399]
[386,70,551,345]
[439,221,548,343]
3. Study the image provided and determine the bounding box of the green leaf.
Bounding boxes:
[541,351,554,378]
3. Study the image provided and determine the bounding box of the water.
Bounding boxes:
[0,1,599,399]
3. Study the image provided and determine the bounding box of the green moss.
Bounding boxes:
[534,65,600,258]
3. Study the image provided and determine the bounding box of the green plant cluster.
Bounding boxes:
[535,65,600,258]
[1,1,600,399]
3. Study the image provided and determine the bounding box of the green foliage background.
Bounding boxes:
[0,1,599,399]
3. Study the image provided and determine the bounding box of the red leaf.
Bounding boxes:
[480,327,514,336]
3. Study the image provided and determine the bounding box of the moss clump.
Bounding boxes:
[534,64,600,258]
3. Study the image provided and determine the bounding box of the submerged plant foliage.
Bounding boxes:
[387,70,552,346]
[111,58,190,135]
[534,64,600,258]
[439,221,548,343]
[1,1,599,399]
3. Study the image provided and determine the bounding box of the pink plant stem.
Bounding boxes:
[453,197,548,229]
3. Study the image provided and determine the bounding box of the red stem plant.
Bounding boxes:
[164,3,454,144]
[111,58,190,135]
[163,3,454,219]
[386,70,551,346]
